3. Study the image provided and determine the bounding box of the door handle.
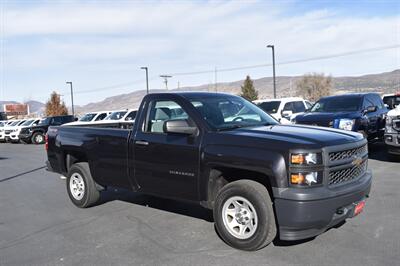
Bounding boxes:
[135,140,149,146]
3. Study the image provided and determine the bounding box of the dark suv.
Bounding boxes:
[19,115,74,144]
[293,93,388,141]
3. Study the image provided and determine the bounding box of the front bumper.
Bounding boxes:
[384,133,400,155]
[273,170,372,241]
[18,133,33,142]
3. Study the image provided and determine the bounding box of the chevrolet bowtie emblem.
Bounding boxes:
[352,157,363,167]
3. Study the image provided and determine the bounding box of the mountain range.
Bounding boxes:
[2,69,399,115]
[75,69,399,113]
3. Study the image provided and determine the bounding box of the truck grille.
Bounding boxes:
[329,160,367,186]
[394,120,400,131]
[329,144,367,162]
[5,130,12,134]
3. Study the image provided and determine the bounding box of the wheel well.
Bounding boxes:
[206,167,274,209]
[64,151,88,173]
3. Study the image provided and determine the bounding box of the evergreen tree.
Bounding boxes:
[240,75,258,101]
[45,91,69,116]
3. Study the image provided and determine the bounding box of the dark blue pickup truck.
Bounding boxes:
[293,93,388,141]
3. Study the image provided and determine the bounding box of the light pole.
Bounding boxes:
[267,45,276,99]
[66,81,74,116]
[160,75,172,90]
[140,67,149,94]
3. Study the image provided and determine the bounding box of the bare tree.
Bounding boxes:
[296,73,332,102]
[45,91,68,116]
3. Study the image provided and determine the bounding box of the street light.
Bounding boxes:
[140,67,149,94]
[160,75,172,90]
[267,45,276,99]
[66,81,74,116]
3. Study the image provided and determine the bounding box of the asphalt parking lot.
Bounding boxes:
[0,143,399,265]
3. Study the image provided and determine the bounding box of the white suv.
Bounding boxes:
[385,104,400,155]
[253,97,312,124]
[64,111,111,126]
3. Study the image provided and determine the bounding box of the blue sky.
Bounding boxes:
[1,0,399,106]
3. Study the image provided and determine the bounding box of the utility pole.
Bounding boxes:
[66,81,74,116]
[267,45,276,99]
[214,66,218,92]
[160,75,172,90]
[140,67,149,94]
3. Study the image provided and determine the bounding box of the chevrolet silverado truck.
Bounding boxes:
[46,92,372,251]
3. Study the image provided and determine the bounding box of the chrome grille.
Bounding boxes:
[394,120,400,131]
[5,130,11,134]
[329,160,367,186]
[329,144,367,162]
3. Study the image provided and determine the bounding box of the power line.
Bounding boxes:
[167,44,400,76]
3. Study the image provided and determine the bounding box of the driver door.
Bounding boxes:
[133,99,201,201]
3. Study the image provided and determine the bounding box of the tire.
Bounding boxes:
[31,132,45,144]
[66,162,100,208]
[214,180,276,251]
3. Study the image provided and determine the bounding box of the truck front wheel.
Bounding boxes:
[66,162,100,208]
[214,180,276,251]
[31,132,45,144]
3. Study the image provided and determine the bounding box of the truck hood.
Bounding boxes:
[387,106,400,117]
[295,111,361,126]
[223,124,363,148]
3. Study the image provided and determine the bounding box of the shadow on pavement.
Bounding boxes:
[368,142,400,163]
[97,188,214,222]
[0,166,46,183]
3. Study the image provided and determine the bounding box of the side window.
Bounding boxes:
[95,113,107,121]
[372,95,383,109]
[143,100,189,133]
[283,102,293,111]
[125,111,137,121]
[293,101,306,113]
[363,97,374,109]
[52,117,63,125]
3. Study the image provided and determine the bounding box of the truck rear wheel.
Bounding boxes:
[31,132,45,144]
[66,162,100,208]
[214,180,276,251]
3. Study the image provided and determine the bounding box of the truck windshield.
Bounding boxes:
[186,95,279,130]
[105,111,127,120]
[256,101,281,114]
[383,95,400,109]
[79,113,96,121]
[310,97,362,112]
[38,117,51,126]
[21,119,34,126]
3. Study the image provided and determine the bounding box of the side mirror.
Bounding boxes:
[365,106,377,113]
[281,110,293,118]
[164,119,198,135]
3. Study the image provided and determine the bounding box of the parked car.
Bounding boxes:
[6,118,41,143]
[0,120,7,142]
[384,104,400,155]
[19,115,74,144]
[46,92,371,251]
[382,93,400,110]
[253,97,312,124]
[293,93,388,141]
[63,111,111,126]
[3,120,26,142]
[84,109,138,129]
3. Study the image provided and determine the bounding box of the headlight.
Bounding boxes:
[338,119,355,131]
[291,153,319,165]
[290,172,322,186]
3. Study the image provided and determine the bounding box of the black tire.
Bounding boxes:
[66,162,100,208]
[214,180,276,251]
[31,132,45,144]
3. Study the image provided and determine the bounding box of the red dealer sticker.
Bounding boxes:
[354,201,366,216]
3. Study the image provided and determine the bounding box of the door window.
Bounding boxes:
[125,111,137,121]
[144,100,189,133]
[95,113,108,121]
[293,101,306,113]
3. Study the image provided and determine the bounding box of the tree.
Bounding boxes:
[296,73,332,102]
[240,75,258,101]
[45,91,68,116]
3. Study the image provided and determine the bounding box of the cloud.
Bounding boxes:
[1,0,399,104]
